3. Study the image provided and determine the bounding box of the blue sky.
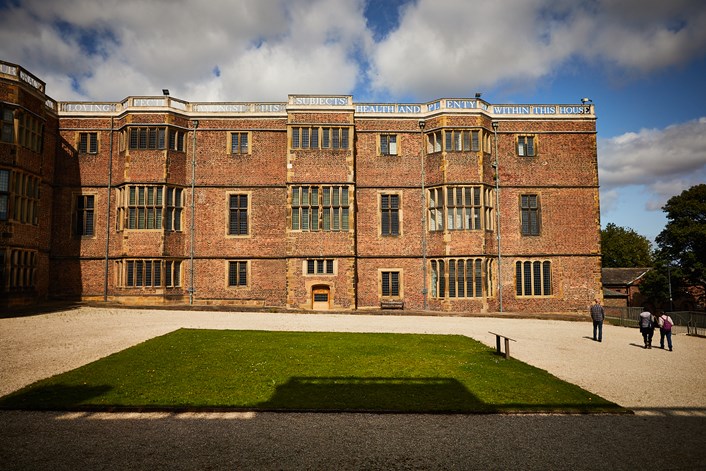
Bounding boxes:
[1,0,705,244]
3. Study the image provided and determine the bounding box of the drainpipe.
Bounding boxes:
[103,116,114,302]
[418,119,427,311]
[189,120,198,305]
[492,121,503,312]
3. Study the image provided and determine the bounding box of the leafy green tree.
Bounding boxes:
[600,223,653,268]
[655,184,706,306]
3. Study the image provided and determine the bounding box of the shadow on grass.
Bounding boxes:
[0,384,113,410]
[257,376,627,414]
[258,377,484,413]
[0,377,628,414]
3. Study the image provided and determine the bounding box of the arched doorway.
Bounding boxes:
[312,285,330,310]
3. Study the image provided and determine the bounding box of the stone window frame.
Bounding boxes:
[515,259,552,297]
[520,193,541,236]
[227,260,249,287]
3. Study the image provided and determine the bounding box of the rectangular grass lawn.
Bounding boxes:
[0,329,626,413]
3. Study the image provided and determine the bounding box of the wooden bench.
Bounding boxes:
[380,300,404,310]
[489,331,516,359]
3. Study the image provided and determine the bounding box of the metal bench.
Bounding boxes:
[488,331,516,359]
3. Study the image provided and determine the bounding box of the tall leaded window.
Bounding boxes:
[381,271,400,297]
[168,129,185,151]
[228,261,248,287]
[118,185,190,231]
[8,249,37,290]
[165,187,183,232]
[515,260,552,296]
[428,188,444,231]
[517,135,536,156]
[520,194,540,236]
[381,194,399,236]
[380,134,397,155]
[431,258,484,298]
[292,185,349,232]
[74,195,95,236]
[427,131,442,153]
[78,132,98,154]
[0,169,9,221]
[428,186,483,231]
[1,106,13,144]
[1,170,39,225]
[119,259,181,288]
[18,112,42,153]
[228,194,248,235]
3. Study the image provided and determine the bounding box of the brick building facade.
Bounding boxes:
[1,61,602,313]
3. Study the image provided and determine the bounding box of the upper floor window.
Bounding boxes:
[380,134,398,155]
[381,194,400,236]
[520,194,541,236]
[515,260,552,297]
[1,106,14,143]
[228,194,248,235]
[0,169,9,221]
[228,260,248,287]
[168,129,185,151]
[230,132,249,154]
[427,131,442,153]
[444,130,480,152]
[0,169,39,224]
[306,259,334,275]
[428,186,483,231]
[117,185,182,231]
[517,135,536,157]
[322,127,349,149]
[78,132,98,154]
[165,187,183,232]
[291,185,350,232]
[18,112,43,153]
[74,194,95,236]
[129,127,166,150]
[291,126,350,150]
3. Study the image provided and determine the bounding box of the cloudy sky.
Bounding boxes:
[1,0,705,244]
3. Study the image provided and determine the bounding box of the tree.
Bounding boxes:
[655,184,706,306]
[600,223,653,268]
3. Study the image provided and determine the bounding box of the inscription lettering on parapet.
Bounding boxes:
[292,96,349,106]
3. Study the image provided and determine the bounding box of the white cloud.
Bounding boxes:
[0,0,371,101]
[598,117,706,211]
[368,0,706,99]
[2,0,705,102]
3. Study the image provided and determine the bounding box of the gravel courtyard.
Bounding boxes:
[1,307,705,469]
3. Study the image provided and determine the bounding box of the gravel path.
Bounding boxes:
[1,307,705,469]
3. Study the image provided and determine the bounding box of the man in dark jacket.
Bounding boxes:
[590,298,605,342]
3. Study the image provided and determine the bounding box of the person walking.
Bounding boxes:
[590,298,605,342]
[639,309,653,349]
[658,311,674,351]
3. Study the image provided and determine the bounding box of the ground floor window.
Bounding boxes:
[306,259,334,275]
[430,258,486,298]
[117,259,182,288]
[515,260,552,296]
[381,271,400,297]
[0,249,37,291]
[228,260,248,287]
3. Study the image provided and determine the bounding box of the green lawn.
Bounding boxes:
[0,329,627,413]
